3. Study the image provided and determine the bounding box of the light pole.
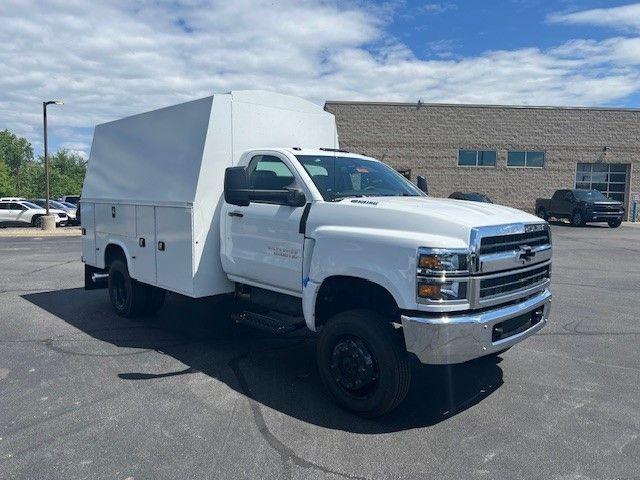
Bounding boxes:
[43,100,63,216]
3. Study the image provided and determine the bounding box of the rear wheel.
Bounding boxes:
[608,218,622,228]
[571,210,584,227]
[108,259,147,318]
[536,207,548,221]
[317,309,411,417]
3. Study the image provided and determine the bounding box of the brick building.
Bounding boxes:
[324,101,639,220]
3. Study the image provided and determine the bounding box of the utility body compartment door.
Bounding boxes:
[81,202,96,265]
[133,205,157,284]
[155,206,194,295]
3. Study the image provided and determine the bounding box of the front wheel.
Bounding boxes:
[608,218,622,228]
[31,215,43,227]
[571,210,584,227]
[536,207,548,221]
[317,310,411,417]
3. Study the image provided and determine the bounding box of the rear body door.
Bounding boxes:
[225,154,306,294]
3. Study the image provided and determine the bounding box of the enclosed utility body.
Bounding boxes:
[81,91,337,297]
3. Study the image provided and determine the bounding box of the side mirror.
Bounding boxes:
[417,175,428,194]
[224,167,250,206]
[287,189,307,207]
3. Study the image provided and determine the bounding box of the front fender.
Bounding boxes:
[302,227,420,330]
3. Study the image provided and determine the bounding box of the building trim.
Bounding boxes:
[324,100,640,113]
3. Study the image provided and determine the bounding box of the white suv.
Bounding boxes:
[0,200,68,227]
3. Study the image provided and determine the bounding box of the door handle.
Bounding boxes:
[228,211,244,218]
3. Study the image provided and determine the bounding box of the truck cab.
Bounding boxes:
[82,91,552,416]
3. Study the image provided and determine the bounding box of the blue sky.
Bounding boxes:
[2,0,640,157]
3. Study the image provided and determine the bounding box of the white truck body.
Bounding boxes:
[82,91,552,416]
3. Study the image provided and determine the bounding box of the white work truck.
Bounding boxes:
[82,91,552,416]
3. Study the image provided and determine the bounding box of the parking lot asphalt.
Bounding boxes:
[0,224,639,480]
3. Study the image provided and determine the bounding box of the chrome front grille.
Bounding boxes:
[479,264,550,299]
[479,231,550,255]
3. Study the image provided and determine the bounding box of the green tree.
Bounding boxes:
[31,149,87,198]
[0,157,14,196]
[0,129,34,194]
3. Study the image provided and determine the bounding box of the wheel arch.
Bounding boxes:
[309,275,400,331]
[104,241,132,271]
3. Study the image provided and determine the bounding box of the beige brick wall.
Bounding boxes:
[324,102,640,219]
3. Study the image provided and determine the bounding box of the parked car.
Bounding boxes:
[28,199,79,225]
[536,189,624,227]
[0,200,68,227]
[449,191,493,203]
[82,91,552,417]
[59,195,80,205]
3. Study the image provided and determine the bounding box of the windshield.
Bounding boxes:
[295,155,424,201]
[573,190,613,202]
[21,201,41,209]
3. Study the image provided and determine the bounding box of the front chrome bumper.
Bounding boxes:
[401,289,551,364]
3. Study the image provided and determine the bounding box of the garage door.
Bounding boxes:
[575,163,629,203]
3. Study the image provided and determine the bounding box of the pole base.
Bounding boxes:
[40,215,57,231]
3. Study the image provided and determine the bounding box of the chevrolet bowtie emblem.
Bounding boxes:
[517,245,535,262]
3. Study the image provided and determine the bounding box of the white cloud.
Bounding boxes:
[548,3,640,32]
[1,0,640,158]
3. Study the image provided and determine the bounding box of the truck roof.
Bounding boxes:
[277,148,377,161]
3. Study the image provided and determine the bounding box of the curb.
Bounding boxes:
[0,227,82,238]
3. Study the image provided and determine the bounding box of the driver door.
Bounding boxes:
[225,154,307,295]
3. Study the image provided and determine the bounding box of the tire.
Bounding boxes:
[317,309,411,418]
[142,286,166,315]
[571,210,584,227]
[536,207,548,221]
[107,259,147,318]
[608,218,622,228]
[31,215,43,227]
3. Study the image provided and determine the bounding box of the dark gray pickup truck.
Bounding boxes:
[536,189,624,227]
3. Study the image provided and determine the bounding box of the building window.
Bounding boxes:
[507,151,545,168]
[575,163,628,203]
[458,150,496,167]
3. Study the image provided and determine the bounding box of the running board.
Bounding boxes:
[232,311,305,334]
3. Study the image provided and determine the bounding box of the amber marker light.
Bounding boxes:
[418,283,441,299]
[419,255,441,270]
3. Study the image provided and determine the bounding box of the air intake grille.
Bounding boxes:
[479,231,550,255]
[480,264,550,299]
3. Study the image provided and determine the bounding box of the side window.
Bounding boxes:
[564,192,573,202]
[0,203,7,210]
[248,155,296,191]
[552,190,564,201]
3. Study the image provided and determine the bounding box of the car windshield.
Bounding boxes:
[295,155,424,201]
[21,202,41,209]
[573,190,612,202]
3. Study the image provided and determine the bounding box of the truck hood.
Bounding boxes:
[355,196,540,228]
[307,196,544,249]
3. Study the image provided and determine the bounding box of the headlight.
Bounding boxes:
[416,247,470,305]
[417,279,467,301]
[417,248,469,275]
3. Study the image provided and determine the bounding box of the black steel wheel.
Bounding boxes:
[608,218,622,228]
[108,258,147,318]
[571,210,584,227]
[317,309,411,417]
